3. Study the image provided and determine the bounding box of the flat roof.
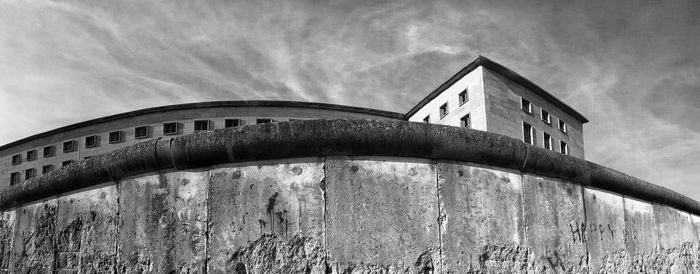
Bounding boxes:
[0,100,404,151]
[404,55,589,123]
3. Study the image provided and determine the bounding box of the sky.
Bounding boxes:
[1,1,699,199]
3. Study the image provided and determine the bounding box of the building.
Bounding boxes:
[0,56,587,188]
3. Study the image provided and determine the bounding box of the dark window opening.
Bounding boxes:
[85,135,97,148]
[439,103,448,118]
[163,122,179,135]
[109,131,122,143]
[541,109,551,124]
[43,146,55,157]
[256,119,272,124]
[194,120,210,131]
[523,122,533,145]
[135,126,150,139]
[11,154,21,165]
[42,165,54,174]
[63,140,76,153]
[423,116,430,123]
[543,132,551,150]
[225,119,241,128]
[559,120,568,134]
[26,150,37,161]
[560,141,569,155]
[10,172,21,186]
[62,160,74,167]
[25,168,36,180]
[460,114,471,128]
[459,89,469,105]
[521,98,532,113]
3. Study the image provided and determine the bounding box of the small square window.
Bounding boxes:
[62,160,74,167]
[459,89,469,105]
[256,119,272,124]
[543,132,552,150]
[521,98,532,113]
[85,135,98,148]
[163,122,179,135]
[225,119,241,128]
[560,141,569,155]
[10,172,21,186]
[541,109,551,124]
[25,168,36,180]
[439,103,448,118]
[523,122,533,145]
[63,140,76,153]
[109,131,122,143]
[460,114,471,128]
[26,150,37,161]
[194,120,210,131]
[135,126,150,139]
[42,165,54,174]
[43,146,55,157]
[11,154,21,165]
[423,116,430,123]
[559,120,568,134]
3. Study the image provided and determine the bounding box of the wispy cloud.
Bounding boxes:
[1,0,699,198]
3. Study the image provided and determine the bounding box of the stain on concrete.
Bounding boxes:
[12,201,57,273]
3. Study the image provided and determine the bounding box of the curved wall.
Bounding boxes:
[0,120,698,273]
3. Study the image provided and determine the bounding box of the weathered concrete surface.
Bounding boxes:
[55,184,118,273]
[583,188,626,273]
[11,200,57,273]
[117,171,208,273]
[653,204,698,272]
[622,197,661,272]
[0,210,15,273]
[438,162,524,273]
[207,159,325,273]
[522,175,587,273]
[325,158,439,273]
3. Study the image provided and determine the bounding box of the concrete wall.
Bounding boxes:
[1,156,699,273]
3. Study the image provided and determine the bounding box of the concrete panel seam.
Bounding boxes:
[434,160,444,274]
[321,156,329,271]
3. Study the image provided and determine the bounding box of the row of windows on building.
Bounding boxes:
[520,98,568,134]
[422,89,470,123]
[8,118,275,166]
[522,122,569,155]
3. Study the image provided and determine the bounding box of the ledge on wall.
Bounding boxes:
[0,119,696,215]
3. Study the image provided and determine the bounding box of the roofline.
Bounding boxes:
[404,56,589,123]
[0,100,404,151]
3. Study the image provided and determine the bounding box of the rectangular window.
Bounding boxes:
[423,116,430,123]
[26,150,37,161]
[194,120,210,131]
[225,119,241,128]
[439,103,448,118]
[85,135,98,148]
[10,172,21,186]
[63,140,76,153]
[541,109,551,124]
[523,122,533,145]
[84,156,92,160]
[460,114,471,128]
[256,119,272,124]
[163,122,179,135]
[560,141,569,155]
[43,146,55,157]
[543,132,552,150]
[521,98,532,113]
[109,131,122,143]
[25,168,36,180]
[135,126,150,139]
[459,89,469,105]
[42,165,54,174]
[559,119,568,134]
[62,160,74,167]
[11,154,21,165]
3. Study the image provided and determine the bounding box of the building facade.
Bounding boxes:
[0,56,587,188]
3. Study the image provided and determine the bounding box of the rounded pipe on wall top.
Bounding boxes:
[0,119,697,215]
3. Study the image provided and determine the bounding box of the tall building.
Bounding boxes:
[0,56,586,188]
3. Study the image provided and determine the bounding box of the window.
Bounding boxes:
[523,122,533,145]
[11,154,21,165]
[459,89,469,105]
[560,141,569,155]
[439,103,448,118]
[85,135,98,148]
[543,133,552,150]
[109,131,122,143]
[163,122,179,135]
[225,119,241,128]
[558,119,568,134]
[84,156,92,160]
[25,168,36,180]
[135,126,150,139]
[10,172,21,186]
[460,114,471,128]
[541,109,551,124]
[521,98,532,113]
[62,160,74,167]
[256,119,272,124]
[194,120,210,131]
[423,116,430,123]
[43,146,55,157]
[63,140,76,153]
[42,165,54,174]
[26,150,37,161]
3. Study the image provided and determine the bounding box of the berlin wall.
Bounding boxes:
[1,120,699,273]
